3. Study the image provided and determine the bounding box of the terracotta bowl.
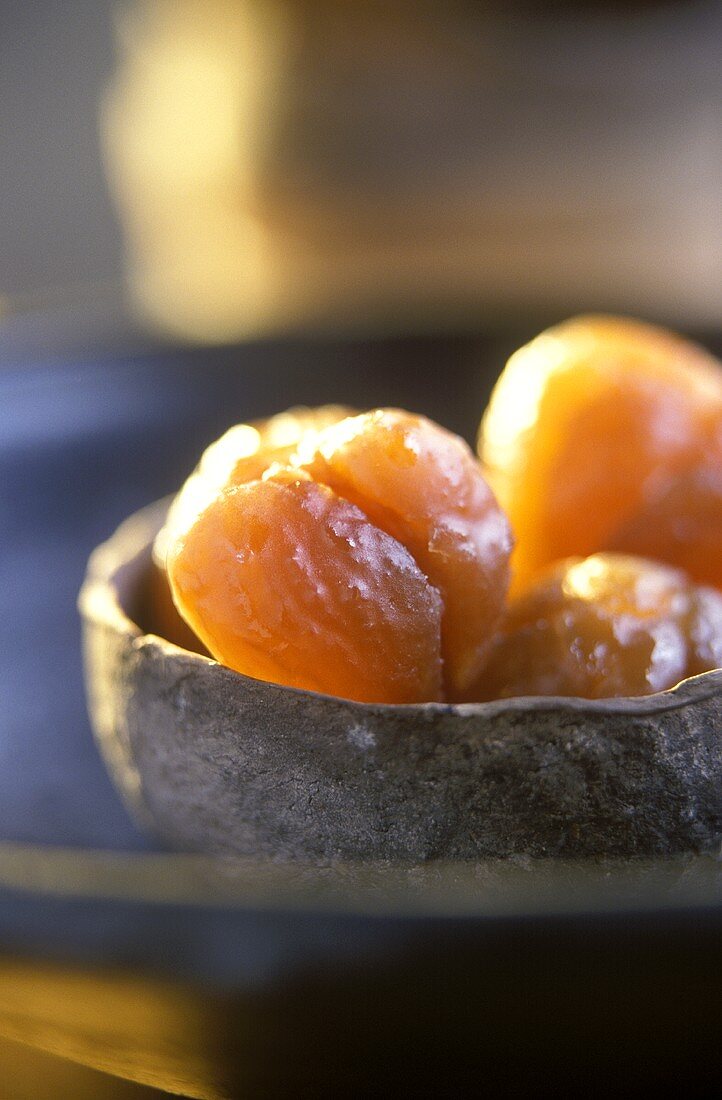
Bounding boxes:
[79,499,722,861]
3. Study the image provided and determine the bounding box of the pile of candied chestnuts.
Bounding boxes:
[156,316,722,705]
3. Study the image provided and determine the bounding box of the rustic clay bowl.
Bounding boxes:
[79,499,722,861]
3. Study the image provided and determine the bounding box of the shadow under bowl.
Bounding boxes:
[79,499,722,861]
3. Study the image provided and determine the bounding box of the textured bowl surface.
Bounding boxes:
[79,500,722,861]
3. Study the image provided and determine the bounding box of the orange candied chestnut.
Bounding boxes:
[166,470,444,705]
[470,552,722,701]
[296,409,513,697]
[479,315,722,592]
[605,437,722,593]
[156,404,355,562]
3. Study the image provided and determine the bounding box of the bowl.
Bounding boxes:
[79,499,722,861]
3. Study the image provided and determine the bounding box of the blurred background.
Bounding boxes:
[0,2,721,1096]
[1,0,720,345]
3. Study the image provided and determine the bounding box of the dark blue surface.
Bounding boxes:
[0,881,719,1095]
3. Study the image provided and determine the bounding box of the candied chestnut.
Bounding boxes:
[606,444,722,593]
[296,409,512,696]
[156,404,355,564]
[164,407,511,703]
[470,553,722,701]
[167,471,444,705]
[479,315,722,592]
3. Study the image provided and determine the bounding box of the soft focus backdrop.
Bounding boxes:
[1,0,720,341]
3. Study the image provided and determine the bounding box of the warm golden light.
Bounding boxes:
[100,3,722,341]
[0,958,220,1098]
[481,332,584,473]
[263,412,321,451]
[155,423,261,564]
[156,406,355,567]
[102,0,293,341]
[562,555,609,603]
[293,412,365,467]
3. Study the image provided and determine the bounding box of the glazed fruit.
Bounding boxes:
[156,404,354,564]
[479,315,722,592]
[472,553,722,701]
[605,439,722,592]
[297,409,513,695]
[165,407,511,703]
[167,471,444,704]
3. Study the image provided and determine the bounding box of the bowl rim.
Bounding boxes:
[79,496,722,719]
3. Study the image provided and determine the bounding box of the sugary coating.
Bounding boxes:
[606,440,722,592]
[297,409,513,696]
[479,315,722,592]
[471,553,722,701]
[166,472,444,704]
[155,405,354,566]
